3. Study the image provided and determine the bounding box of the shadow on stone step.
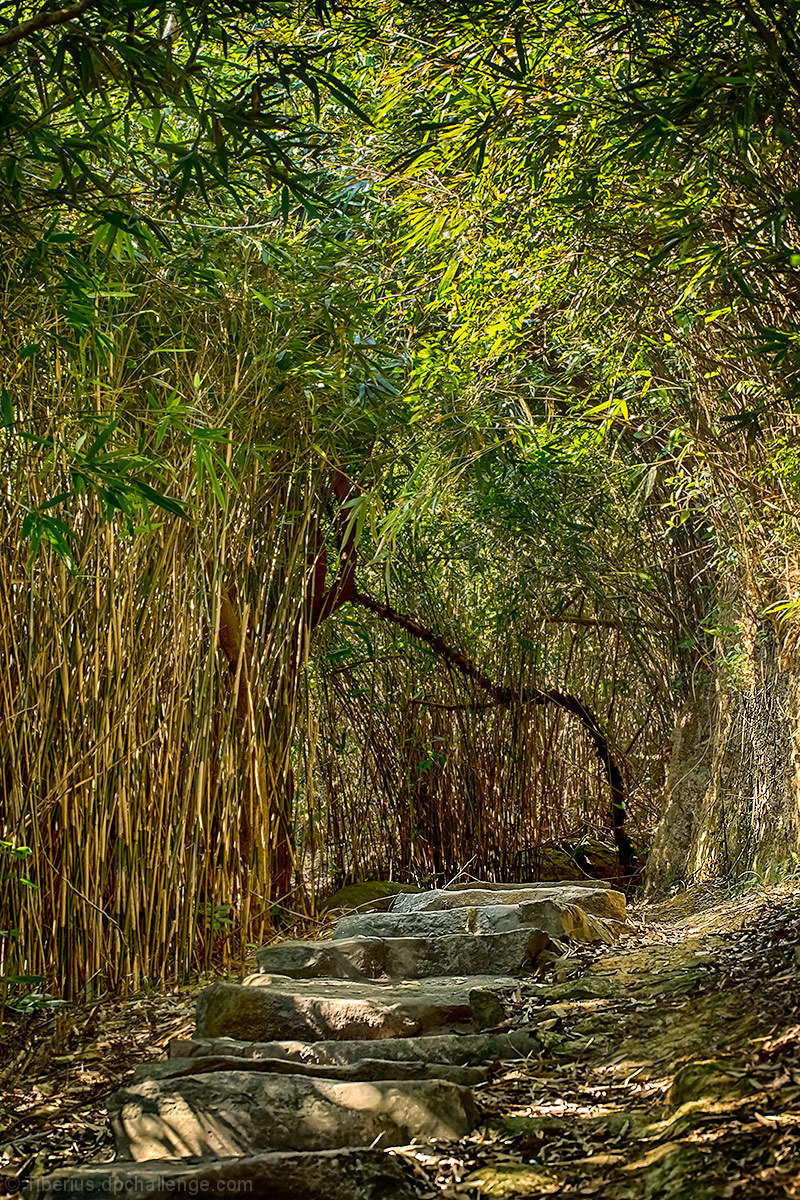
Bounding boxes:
[23,1148,416,1200]
[168,1027,544,1068]
[106,1071,479,1161]
[133,1053,488,1086]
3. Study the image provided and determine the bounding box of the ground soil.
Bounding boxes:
[2,879,800,1197]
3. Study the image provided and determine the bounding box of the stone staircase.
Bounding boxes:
[24,881,627,1200]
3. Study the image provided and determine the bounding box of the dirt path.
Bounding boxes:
[407,882,800,1198]
[2,881,800,1198]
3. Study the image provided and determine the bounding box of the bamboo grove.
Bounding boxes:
[2,0,800,998]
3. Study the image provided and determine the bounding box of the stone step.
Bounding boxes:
[107,1071,479,1161]
[443,879,612,890]
[333,893,624,944]
[196,975,516,1042]
[134,1054,488,1086]
[255,927,550,981]
[23,1149,417,1200]
[390,884,627,919]
[170,1027,543,1067]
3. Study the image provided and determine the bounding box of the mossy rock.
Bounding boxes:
[530,974,619,1002]
[463,1162,561,1196]
[534,847,584,881]
[616,1140,715,1199]
[572,837,618,876]
[519,839,619,882]
[666,1059,749,1109]
[491,1109,649,1140]
[319,880,422,914]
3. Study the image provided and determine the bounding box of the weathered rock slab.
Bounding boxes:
[390,885,626,922]
[24,1149,416,1200]
[134,1054,487,1086]
[255,928,549,981]
[196,975,516,1042]
[335,894,625,944]
[107,1071,479,1161]
[170,1027,544,1067]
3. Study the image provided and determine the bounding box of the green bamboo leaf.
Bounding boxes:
[0,387,13,427]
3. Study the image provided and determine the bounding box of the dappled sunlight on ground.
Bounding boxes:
[3,879,800,1196]
[397,879,800,1198]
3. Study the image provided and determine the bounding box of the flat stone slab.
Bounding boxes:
[390,885,626,922]
[334,894,624,944]
[107,1071,478,1160]
[170,1027,544,1067]
[196,975,516,1042]
[255,928,550,981]
[444,879,611,890]
[134,1054,488,1087]
[24,1149,417,1200]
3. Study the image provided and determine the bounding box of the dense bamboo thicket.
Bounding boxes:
[0,247,340,996]
[0,438,673,996]
[0,249,679,996]
[4,0,800,1003]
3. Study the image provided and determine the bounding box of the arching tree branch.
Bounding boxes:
[300,469,635,876]
[349,586,635,878]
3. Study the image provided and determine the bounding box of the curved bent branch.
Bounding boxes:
[351,587,635,878]
[299,467,635,878]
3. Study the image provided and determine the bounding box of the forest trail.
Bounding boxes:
[7,881,800,1199]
